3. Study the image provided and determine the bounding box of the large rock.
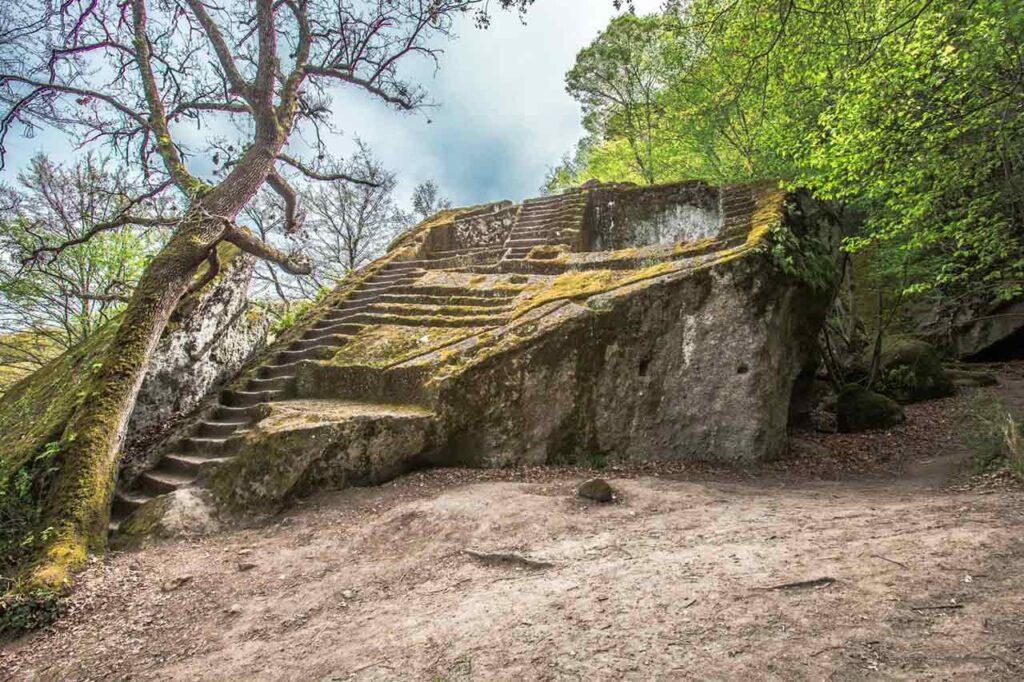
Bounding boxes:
[948,299,1024,360]
[115,181,844,542]
[873,337,955,404]
[207,400,435,511]
[836,384,905,433]
[123,248,270,464]
[114,488,221,548]
[423,185,843,465]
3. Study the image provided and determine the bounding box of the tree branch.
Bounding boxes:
[129,0,201,193]
[20,213,175,267]
[304,66,419,110]
[0,75,148,126]
[265,168,303,234]
[185,247,221,296]
[181,0,255,104]
[276,153,381,187]
[222,224,312,274]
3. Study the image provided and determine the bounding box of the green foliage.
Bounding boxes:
[0,587,64,639]
[768,222,834,293]
[0,154,167,369]
[963,392,1024,480]
[268,286,332,336]
[555,0,1024,309]
[0,440,63,579]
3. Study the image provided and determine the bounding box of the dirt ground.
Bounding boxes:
[3,365,1024,681]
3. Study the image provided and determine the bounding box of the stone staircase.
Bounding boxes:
[502,190,587,261]
[110,237,522,532]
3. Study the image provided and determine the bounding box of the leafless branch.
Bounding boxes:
[222,224,312,275]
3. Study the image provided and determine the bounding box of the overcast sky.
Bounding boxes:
[1,0,661,209]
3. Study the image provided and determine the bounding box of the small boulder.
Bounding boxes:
[946,367,999,388]
[115,488,220,549]
[873,337,955,403]
[836,384,906,433]
[577,478,614,503]
[160,575,192,593]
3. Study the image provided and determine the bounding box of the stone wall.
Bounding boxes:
[420,201,516,254]
[583,182,722,250]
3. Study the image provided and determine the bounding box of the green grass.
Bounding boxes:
[963,392,1024,481]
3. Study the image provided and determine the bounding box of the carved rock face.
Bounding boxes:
[124,251,270,467]
[115,181,843,538]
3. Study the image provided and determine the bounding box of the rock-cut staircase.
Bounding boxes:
[502,191,586,261]
[110,264,431,532]
[110,242,526,532]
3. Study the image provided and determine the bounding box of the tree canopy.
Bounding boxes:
[553,0,1024,308]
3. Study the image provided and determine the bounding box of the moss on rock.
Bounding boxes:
[874,337,956,404]
[836,384,906,433]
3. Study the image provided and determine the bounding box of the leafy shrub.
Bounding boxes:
[0,588,64,639]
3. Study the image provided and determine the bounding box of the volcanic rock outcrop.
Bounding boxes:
[112,181,841,539]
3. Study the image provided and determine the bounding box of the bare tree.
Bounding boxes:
[0,153,170,376]
[0,0,540,589]
[246,144,407,307]
[300,145,407,280]
[411,179,452,221]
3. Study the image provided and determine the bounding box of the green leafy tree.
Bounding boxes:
[558,0,1024,309]
[0,154,167,381]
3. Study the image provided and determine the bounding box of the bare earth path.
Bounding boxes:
[3,366,1024,681]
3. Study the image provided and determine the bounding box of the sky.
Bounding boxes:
[0,0,661,209]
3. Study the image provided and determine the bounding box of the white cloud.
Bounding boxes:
[321,0,662,206]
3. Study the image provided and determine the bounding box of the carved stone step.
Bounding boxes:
[139,469,194,496]
[403,285,521,299]
[290,334,351,351]
[341,312,506,328]
[161,453,235,477]
[383,260,426,271]
[373,293,514,307]
[258,362,300,379]
[371,269,423,283]
[197,419,248,438]
[247,375,293,392]
[221,388,283,408]
[276,345,337,364]
[349,284,417,302]
[110,489,151,524]
[182,436,229,453]
[509,226,562,237]
[214,404,261,421]
[523,194,582,208]
[506,237,551,248]
[426,245,506,260]
[370,302,513,318]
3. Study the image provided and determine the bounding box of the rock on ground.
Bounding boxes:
[836,384,906,433]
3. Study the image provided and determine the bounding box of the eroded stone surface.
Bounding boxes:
[115,181,841,538]
[125,250,269,462]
